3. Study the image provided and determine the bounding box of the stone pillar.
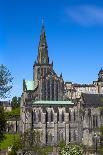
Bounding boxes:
[65,113,69,144]
[66,123,69,144]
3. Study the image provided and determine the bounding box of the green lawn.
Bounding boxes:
[0,134,20,150]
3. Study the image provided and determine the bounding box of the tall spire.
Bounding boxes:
[37,18,49,64]
[39,17,47,48]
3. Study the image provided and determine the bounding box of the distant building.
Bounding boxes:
[0,101,12,112]
[64,68,103,100]
[20,22,103,149]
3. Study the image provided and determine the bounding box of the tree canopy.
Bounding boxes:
[0,64,13,98]
[0,105,6,143]
[11,96,21,109]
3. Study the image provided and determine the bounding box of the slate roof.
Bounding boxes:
[0,101,11,107]
[82,93,103,107]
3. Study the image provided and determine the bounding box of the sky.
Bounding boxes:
[1,0,103,99]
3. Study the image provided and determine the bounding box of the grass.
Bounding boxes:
[0,133,20,150]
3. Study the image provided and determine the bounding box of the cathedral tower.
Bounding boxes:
[37,20,49,64]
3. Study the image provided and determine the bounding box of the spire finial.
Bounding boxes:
[42,17,44,26]
[41,17,45,34]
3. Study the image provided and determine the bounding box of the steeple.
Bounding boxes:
[37,18,49,64]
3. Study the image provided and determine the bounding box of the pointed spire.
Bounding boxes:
[39,17,47,48]
[37,19,49,64]
[41,17,45,33]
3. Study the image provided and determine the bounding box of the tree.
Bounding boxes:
[11,96,21,109]
[0,64,13,99]
[0,105,6,143]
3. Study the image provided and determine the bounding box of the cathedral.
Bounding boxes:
[20,22,103,149]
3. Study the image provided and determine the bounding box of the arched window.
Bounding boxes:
[46,111,48,122]
[69,111,71,122]
[61,111,64,122]
[57,110,59,122]
[74,110,76,121]
[33,110,36,122]
[50,110,53,122]
[38,110,41,122]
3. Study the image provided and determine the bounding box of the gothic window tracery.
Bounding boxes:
[61,110,64,122]
[50,110,53,122]
[38,110,41,122]
[69,111,71,122]
[33,110,36,122]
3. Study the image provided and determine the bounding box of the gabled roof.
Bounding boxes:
[82,93,103,107]
[25,80,38,91]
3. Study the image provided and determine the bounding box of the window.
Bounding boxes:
[69,111,71,122]
[33,110,36,122]
[50,110,53,122]
[61,111,64,122]
[38,110,41,122]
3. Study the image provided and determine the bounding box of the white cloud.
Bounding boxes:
[65,5,103,26]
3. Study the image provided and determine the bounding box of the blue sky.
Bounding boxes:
[1,0,103,99]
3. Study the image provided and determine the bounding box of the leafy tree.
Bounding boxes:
[19,130,53,155]
[0,64,13,99]
[11,96,21,109]
[0,105,6,143]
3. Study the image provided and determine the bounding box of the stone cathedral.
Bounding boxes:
[20,22,103,148]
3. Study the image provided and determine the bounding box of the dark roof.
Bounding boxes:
[82,93,103,107]
[73,83,95,87]
[0,101,11,107]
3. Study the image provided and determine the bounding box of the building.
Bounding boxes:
[20,22,103,149]
[64,68,103,100]
[0,101,12,112]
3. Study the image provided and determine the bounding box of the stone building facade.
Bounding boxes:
[20,22,103,149]
[64,68,103,100]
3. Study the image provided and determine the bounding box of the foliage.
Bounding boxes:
[5,108,20,119]
[21,130,41,151]
[0,105,6,143]
[59,143,83,155]
[20,130,53,155]
[0,134,20,150]
[58,140,66,148]
[0,64,13,99]
[11,96,21,109]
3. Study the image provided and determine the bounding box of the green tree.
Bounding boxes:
[0,105,6,143]
[0,64,13,99]
[19,130,52,155]
[11,96,21,109]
